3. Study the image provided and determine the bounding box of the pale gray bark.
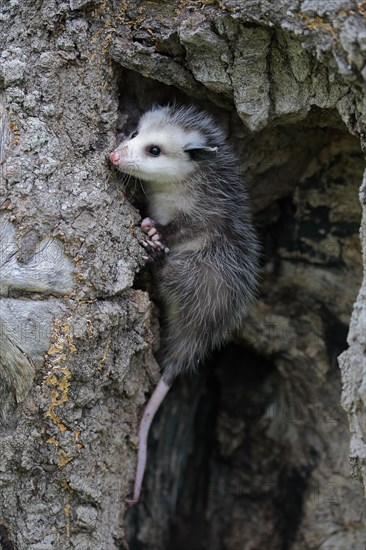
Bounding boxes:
[0,1,365,549]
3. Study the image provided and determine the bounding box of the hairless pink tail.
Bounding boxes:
[126,376,172,506]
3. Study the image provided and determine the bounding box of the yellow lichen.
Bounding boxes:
[46,436,59,446]
[44,367,71,433]
[73,429,83,452]
[49,353,67,365]
[64,502,71,538]
[358,1,366,17]
[296,13,338,39]
[60,480,74,493]
[9,119,20,147]
[98,334,111,370]
[47,343,64,355]
[87,319,94,337]
[44,317,80,464]
[59,449,74,468]
[73,256,83,264]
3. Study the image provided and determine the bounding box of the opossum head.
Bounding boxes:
[109,105,219,184]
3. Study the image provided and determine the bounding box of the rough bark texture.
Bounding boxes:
[0,1,365,549]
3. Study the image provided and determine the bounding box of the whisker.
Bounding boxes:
[137,178,149,200]
[118,173,135,200]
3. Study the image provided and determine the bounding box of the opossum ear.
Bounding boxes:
[184,144,218,161]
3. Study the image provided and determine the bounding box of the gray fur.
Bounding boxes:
[118,104,261,382]
[111,104,261,504]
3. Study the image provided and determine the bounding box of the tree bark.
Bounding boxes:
[0,1,365,549]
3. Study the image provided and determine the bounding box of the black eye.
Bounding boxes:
[130,131,138,139]
[148,145,161,156]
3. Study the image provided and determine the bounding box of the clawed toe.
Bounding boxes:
[148,227,157,237]
[141,217,155,233]
[140,217,168,262]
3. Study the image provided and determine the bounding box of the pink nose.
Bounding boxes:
[109,152,120,165]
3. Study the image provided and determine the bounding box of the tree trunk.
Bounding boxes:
[0,1,365,549]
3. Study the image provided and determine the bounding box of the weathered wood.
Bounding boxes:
[0,0,365,548]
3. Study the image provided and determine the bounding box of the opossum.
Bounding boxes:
[109,104,260,505]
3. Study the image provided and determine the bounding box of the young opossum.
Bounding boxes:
[109,104,260,505]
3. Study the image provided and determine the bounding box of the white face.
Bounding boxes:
[109,112,204,184]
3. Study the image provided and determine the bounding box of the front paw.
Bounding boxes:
[140,217,169,263]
